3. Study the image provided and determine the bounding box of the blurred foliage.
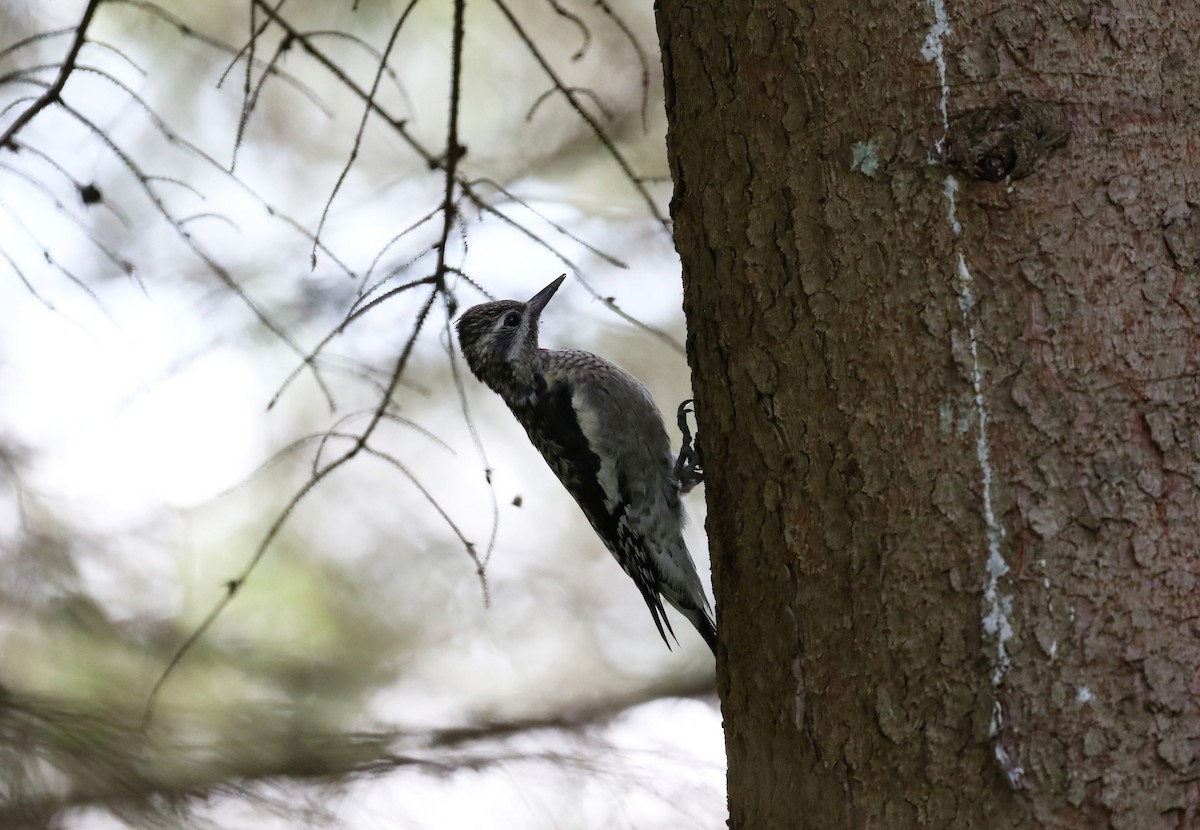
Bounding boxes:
[0,0,720,827]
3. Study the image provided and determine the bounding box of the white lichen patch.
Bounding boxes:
[939,398,976,436]
[993,744,1026,788]
[944,176,962,236]
[955,252,973,312]
[958,243,1013,714]
[850,140,880,177]
[923,0,1018,790]
[921,0,951,153]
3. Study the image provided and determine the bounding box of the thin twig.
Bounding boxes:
[300,29,414,115]
[592,0,652,132]
[267,275,436,410]
[142,460,350,727]
[1,157,136,275]
[541,0,590,60]
[310,0,423,268]
[57,100,338,408]
[444,318,500,568]
[145,284,440,723]
[489,0,667,227]
[0,197,118,325]
[249,0,434,165]
[526,84,614,122]
[0,0,102,149]
[217,0,286,89]
[0,27,74,66]
[359,206,441,295]
[363,445,486,602]
[460,185,683,353]
[468,177,627,268]
[111,0,331,115]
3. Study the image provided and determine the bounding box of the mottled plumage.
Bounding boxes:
[455,276,716,655]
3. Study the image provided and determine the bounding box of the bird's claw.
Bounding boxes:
[673,399,704,494]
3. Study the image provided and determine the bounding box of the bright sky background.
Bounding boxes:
[0,1,724,826]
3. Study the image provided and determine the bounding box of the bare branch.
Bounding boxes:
[142,448,355,726]
[0,0,101,150]
[267,275,437,411]
[489,0,668,227]
[1,157,136,276]
[0,27,74,66]
[56,100,339,409]
[592,0,652,131]
[237,0,262,170]
[309,0,423,268]
[0,197,118,325]
[360,206,441,295]
[4,5,694,798]
[542,0,591,60]
[216,0,285,89]
[249,0,436,166]
[147,284,442,722]
[468,177,628,268]
[459,186,684,353]
[4,674,715,824]
[0,243,53,311]
[426,672,716,746]
[434,0,467,291]
[443,318,501,568]
[526,83,615,122]
[231,16,290,172]
[362,444,486,600]
[300,29,415,115]
[111,0,332,116]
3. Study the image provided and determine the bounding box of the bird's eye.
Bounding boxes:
[502,311,522,329]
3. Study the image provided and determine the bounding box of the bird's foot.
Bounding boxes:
[673,399,704,494]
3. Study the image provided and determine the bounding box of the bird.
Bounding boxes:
[454,275,716,655]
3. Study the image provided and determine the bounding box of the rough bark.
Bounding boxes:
[655,0,1200,827]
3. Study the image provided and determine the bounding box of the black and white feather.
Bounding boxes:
[455,276,717,655]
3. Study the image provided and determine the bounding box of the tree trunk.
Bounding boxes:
[656,0,1200,827]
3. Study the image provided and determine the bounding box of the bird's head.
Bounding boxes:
[455,275,565,385]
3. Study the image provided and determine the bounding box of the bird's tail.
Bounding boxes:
[683,605,717,656]
[650,587,717,656]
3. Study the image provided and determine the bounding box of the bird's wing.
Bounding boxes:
[511,358,680,647]
[568,364,711,601]
[569,365,716,623]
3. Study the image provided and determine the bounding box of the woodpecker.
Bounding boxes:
[455,275,716,655]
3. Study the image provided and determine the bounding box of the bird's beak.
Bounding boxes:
[527,274,566,318]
